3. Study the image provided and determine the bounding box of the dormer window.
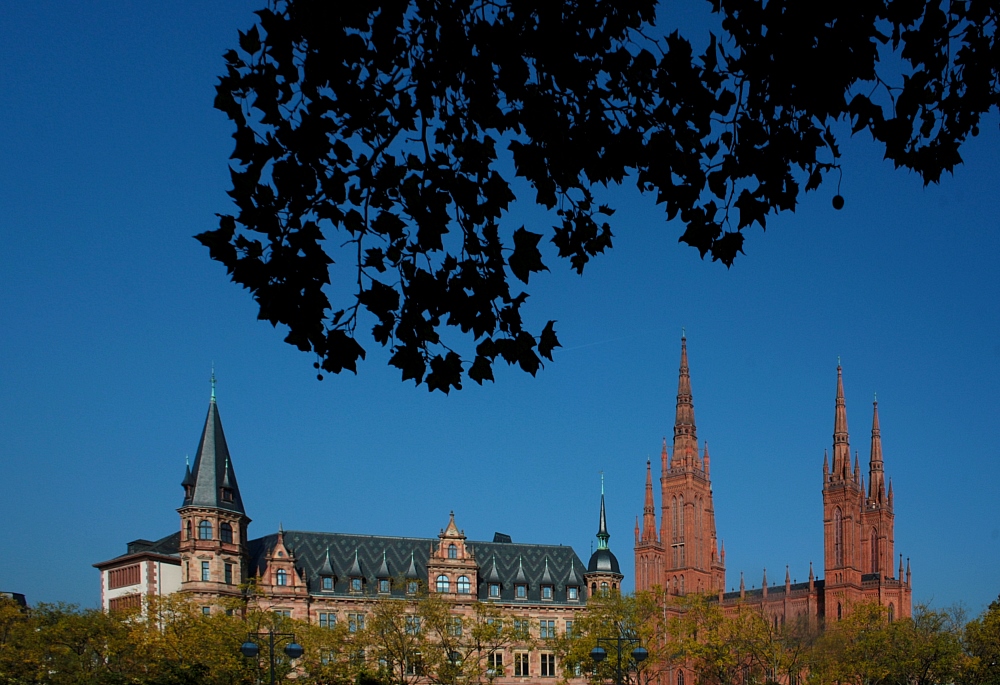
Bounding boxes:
[322,576,333,591]
[567,586,579,601]
[448,543,457,559]
[220,487,234,503]
[515,584,527,599]
[351,577,363,592]
[379,579,390,594]
[541,585,553,600]
[276,569,288,586]
[407,581,419,595]
[488,583,500,598]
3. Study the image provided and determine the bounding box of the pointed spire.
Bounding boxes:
[809,561,814,590]
[898,554,904,581]
[485,553,502,583]
[661,437,669,475]
[642,460,657,542]
[515,555,527,583]
[183,388,245,514]
[703,441,711,477]
[210,365,217,403]
[376,550,391,579]
[833,363,851,478]
[853,451,860,483]
[597,482,610,551]
[869,399,886,504]
[785,565,791,590]
[888,478,894,508]
[906,557,911,585]
[720,540,726,564]
[541,557,554,584]
[319,548,335,577]
[739,571,745,598]
[347,549,364,578]
[566,558,583,586]
[405,552,420,580]
[672,334,698,468]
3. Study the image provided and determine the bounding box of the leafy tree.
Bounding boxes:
[962,595,1000,685]
[202,0,1000,391]
[555,590,666,685]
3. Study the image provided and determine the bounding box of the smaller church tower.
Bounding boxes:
[585,479,624,596]
[178,375,251,603]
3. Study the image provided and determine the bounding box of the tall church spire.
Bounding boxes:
[832,363,851,478]
[672,334,698,467]
[597,475,610,551]
[642,460,657,542]
[869,399,885,504]
[183,376,245,514]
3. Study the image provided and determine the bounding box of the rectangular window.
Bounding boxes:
[448,617,463,637]
[488,652,504,675]
[567,586,579,600]
[565,621,573,638]
[201,561,210,582]
[405,615,421,635]
[514,619,529,637]
[323,576,333,590]
[407,581,419,595]
[224,563,233,585]
[514,653,529,677]
[489,583,500,597]
[320,612,337,628]
[379,579,390,593]
[349,613,365,632]
[351,578,363,592]
[540,620,555,638]
[542,585,553,600]
[515,584,527,599]
[274,609,291,617]
[202,606,211,616]
[541,653,556,677]
[108,594,141,612]
[406,654,423,676]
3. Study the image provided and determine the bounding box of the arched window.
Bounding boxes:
[185,520,192,540]
[436,575,450,593]
[220,522,233,544]
[448,543,457,559]
[591,583,597,595]
[457,576,471,594]
[870,528,879,573]
[276,569,288,586]
[672,576,678,593]
[600,582,609,596]
[680,575,685,595]
[198,520,212,540]
[834,508,844,566]
[837,602,842,621]
[671,497,679,542]
[888,603,895,623]
[678,671,685,685]
[678,496,685,541]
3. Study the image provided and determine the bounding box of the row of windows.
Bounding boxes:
[189,561,236,584]
[108,564,141,590]
[185,520,237,543]
[318,575,420,594]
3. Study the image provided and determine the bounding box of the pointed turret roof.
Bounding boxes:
[319,548,335,577]
[181,455,195,487]
[596,477,610,550]
[485,554,502,583]
[376,550,391,578]
[832,363,851,478]
[672,334,699,467]
[540,558,554,584]
[347,550,364,577]
[405,552,421,580]
[588,478,621,575]
[566,559,583,586]
[183,380,245,514]
[641,460,657,542]
[869,399,886,504]
[514,556,528,583]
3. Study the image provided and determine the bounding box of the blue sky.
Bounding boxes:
[1,3,997,615]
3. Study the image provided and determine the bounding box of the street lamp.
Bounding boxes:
[590,633,647,685]
[240,630,304,685]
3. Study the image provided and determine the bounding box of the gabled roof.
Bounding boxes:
[183,397,245,514]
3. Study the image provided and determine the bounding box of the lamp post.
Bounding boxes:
[590,634,647,685]
[240,630,304,685]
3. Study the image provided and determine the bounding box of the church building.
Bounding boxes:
[634,336,913,624]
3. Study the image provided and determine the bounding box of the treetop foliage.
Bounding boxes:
[200,0,999,391]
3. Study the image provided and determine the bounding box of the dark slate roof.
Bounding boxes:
[588,548,621,574]
[249,531,589,604]
[127,531,180,556]
[183,400,245,514]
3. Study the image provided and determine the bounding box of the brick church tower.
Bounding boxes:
[177,378,251,601]
[635,335,725,595]
[823,364,910,620]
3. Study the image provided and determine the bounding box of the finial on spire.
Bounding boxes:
[596,479,610,550]
[185,454,190,467]
[600,471,604,496]
[210,364,217,403]
[837,355,841,367]
[682,326,686,339]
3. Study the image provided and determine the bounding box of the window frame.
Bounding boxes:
[436,575,450,593]
[457,575,471,594]
[198,520,212,540]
